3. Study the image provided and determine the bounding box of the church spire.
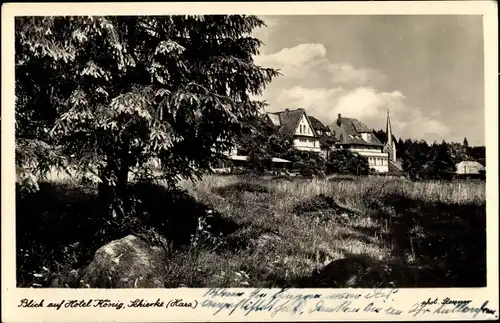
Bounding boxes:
[386,108,396,162]
[386,108,392,142]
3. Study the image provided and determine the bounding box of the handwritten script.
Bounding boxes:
[17,288,497,319]
[198,288,496,318]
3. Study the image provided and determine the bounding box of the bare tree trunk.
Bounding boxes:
[98,165,121,220]
[98,159,129,219]
[97,140,132,220]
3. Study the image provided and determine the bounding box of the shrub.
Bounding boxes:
[271,175,292,181]
[294,194,336,214]
[285,149,327,177]
[214,182,270,197]
[327,149,369,176]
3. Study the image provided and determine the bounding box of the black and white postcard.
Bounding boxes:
[1,1,498,322]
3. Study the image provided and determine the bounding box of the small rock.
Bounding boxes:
[314,254,374,287]
[50,267,86,288]
[82,235,167,288]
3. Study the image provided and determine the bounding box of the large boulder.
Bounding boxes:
[82,235,166,288]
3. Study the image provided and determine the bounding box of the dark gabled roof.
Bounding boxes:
[267,109,318,137]
[318,134,335,148]
[351,118,371,133]
[329,117,383,146]
[266,113,281,126]
[278,109,304,136]
[308,116,330,132]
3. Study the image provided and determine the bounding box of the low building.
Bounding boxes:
[456,160,485,178]
[214,147,291,173]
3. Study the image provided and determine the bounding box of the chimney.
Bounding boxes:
[337,113,342,125]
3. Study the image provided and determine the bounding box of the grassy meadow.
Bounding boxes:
[16,172,486,288]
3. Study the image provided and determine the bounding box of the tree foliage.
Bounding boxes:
[235,114,293,173]
[326,149,369,176]
[468,145,486,167]
[397,138,485,180]
[282,149,325,177]
[372,129,398,149]
[448,142,468,164]
[426,141,456,180]
[399,139,432,180]
[16,15,279,216]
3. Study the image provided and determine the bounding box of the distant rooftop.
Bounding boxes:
[456,160,485,175]
[308,116,330,132]
[329,114,383,146]
[266,109,318,137]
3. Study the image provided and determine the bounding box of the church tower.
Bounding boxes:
[385,109,397,162]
